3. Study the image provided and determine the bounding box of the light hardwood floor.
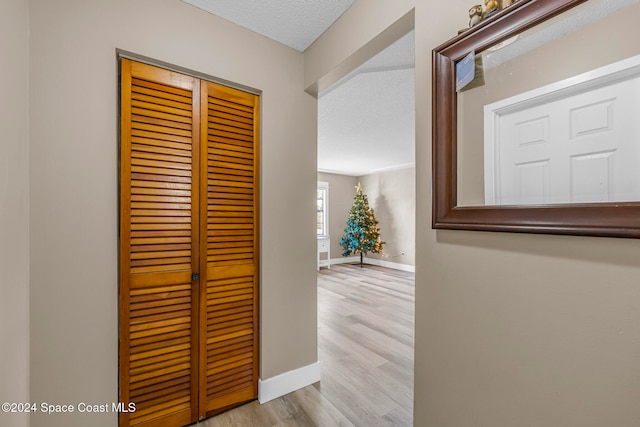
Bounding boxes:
[199,263,415,426]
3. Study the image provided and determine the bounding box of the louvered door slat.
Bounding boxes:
[120,59,199,427]
[199,82,259,417]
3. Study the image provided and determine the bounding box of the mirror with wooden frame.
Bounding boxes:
[432,0,640,238]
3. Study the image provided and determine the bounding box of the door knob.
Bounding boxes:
[192,273,200,281]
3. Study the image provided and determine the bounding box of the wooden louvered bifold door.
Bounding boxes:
[199,82,259,418]
[120,59,259,427]
[119,59,200,427]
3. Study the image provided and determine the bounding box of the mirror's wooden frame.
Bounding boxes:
[432,0,640,238]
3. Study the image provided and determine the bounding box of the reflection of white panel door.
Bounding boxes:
[497,107,553,205]
[485,56,640,205]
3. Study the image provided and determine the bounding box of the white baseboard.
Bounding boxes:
[327,256,415,273]
[258,361,321,404]
[362,257,415,273]
[328,256,359,265]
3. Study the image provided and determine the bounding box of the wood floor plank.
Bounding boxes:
[316,264,415,427]
[200,385,354,427]
[200,263,414,426]
[318,327,388,369]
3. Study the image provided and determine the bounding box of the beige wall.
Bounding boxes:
[307,0,640,426]
[359,168,415,266]
[317,173,358,260]
[28,0,316,426]
[0,1,29,427]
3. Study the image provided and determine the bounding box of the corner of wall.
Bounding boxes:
[258,361,321,404]
[303,6,415,95]
[0,1,30,427]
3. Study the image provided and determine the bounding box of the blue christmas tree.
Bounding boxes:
[340,183,384,267]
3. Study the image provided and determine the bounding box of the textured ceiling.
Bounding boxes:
[181,0,355,51]
[318,31,415,176]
